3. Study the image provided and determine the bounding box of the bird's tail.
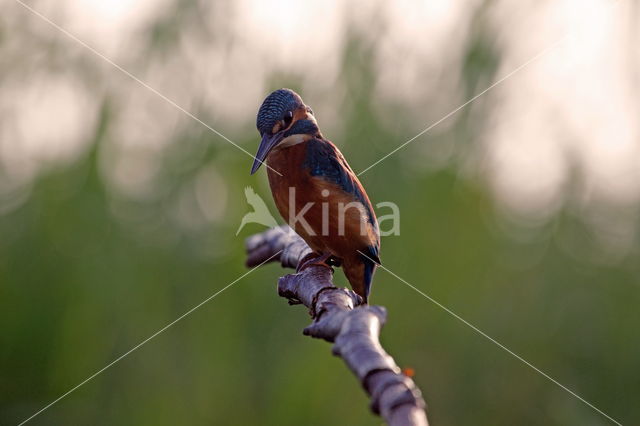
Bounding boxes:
[359,245,381,304]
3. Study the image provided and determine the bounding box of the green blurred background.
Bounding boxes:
[1,0,639,425]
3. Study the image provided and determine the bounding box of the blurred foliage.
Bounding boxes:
[2,1,639,425]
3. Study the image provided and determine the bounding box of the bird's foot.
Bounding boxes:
[297,252,338,272]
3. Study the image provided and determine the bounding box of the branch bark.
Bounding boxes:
[246,226,428,426]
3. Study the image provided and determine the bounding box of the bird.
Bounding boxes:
[250,88,380,303]
[235,186,279,235]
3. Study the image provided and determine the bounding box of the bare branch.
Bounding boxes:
[245,225,428,426]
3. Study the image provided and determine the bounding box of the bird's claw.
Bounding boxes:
[297,252,335,272]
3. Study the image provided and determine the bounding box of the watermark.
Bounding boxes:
[237,186,400,237]
[236,187,279,235]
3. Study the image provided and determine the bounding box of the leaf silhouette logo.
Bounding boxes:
[236,186,279,235]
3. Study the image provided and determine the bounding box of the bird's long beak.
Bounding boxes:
[250,132,284,174]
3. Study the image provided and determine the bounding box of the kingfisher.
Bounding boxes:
[251,88,380,303]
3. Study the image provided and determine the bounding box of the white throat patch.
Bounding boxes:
[275,134,312,150]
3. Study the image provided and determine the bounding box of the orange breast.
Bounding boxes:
[266,140,378,261]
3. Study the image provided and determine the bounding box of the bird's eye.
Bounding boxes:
[307,107,314,115]
[283,111,293,128]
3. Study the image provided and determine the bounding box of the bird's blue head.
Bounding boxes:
[251,88,319,174]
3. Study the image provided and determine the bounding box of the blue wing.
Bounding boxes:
[303,138,380,261]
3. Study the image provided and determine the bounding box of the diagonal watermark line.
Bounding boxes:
[357,35,569,176]
[17,250,283,426]
[13,0,282,177]
[357,250,621,425]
